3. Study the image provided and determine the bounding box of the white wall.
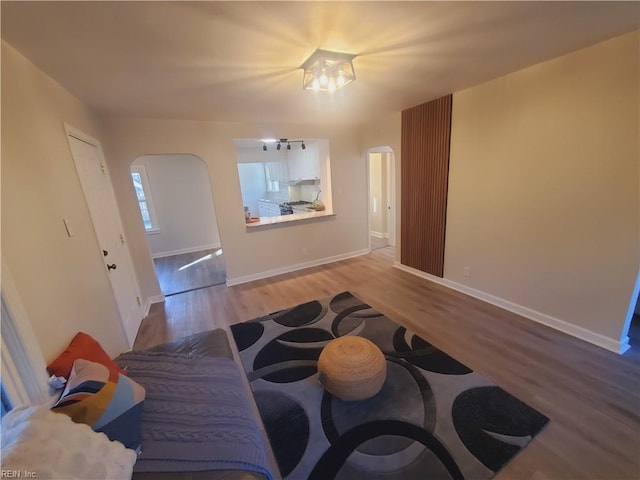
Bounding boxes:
[132,154,221,257]
[1,41,130,360]
[237,162,267,219]
[235,147,287,164]
[445,31,639,344]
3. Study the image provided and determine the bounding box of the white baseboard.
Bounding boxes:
[393,262,629,355]
[143,294,166,317]
[227,249,370,287]
[370,231,390,239]
[152,243,222,259]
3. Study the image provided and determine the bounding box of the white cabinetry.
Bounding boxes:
[257,200,281,217]
[288,147,319,182]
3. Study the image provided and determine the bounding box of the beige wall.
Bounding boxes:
[1,41,130,360]
[446,31,639,340]
[100,118,369,298]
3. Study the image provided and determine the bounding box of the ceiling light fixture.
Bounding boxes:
[264,138,306,152]
[301,49,356,93]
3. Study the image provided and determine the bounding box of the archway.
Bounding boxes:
[130,154,225,296]
[366,147,396,251]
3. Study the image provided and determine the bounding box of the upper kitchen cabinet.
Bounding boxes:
[288,144,320,182]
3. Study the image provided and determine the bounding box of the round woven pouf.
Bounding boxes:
[317,336,387,401]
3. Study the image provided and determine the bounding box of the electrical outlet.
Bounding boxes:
[463,266,470,277]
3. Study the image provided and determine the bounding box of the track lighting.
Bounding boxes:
[259,138,277,151]
[262,138,306,152]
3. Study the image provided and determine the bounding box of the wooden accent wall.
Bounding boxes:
[401,95,452,277]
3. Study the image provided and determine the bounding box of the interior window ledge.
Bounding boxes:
[246,211,335,229]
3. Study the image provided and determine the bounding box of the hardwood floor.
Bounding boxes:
[153,248,226,296]
[135,245,640,480]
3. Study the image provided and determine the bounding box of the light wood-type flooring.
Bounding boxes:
[153,248,226,296]
[135,244,640,480]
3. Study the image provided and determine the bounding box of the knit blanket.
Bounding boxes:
[116,351,274,479]
[1,405,137,479]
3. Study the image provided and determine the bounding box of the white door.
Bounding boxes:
[65,125,142,347]
[384,153,395,247]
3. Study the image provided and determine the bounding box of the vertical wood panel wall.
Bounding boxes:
[401,95,452,277]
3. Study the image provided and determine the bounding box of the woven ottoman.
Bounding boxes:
[317,336,387,401]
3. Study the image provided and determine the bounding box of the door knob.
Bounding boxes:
[107,263,117,271]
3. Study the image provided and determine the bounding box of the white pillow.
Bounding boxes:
[1,405,137,479]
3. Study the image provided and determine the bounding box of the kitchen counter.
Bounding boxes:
[246,209,335,229]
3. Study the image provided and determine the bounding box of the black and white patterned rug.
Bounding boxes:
[230,292,548,480]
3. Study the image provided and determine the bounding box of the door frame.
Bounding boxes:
[64,124,143,347]
[1,261,52,406]
[366,147,396,251]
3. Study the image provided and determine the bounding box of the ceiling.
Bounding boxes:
[2,1,638,125]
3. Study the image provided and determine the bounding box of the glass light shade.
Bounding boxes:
[301,49,356,92]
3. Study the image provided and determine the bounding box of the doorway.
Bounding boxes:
[131,154,226,296]
[368,149,396,251]
[66,125,143,346]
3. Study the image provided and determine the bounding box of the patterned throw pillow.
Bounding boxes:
[52,359,145,452]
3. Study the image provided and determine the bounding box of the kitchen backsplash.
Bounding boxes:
[289,184,321,202]
[260,184,321,204]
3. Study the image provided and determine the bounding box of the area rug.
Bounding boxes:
[230,292,549,480]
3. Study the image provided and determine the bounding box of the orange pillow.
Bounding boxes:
[47,332,127,379]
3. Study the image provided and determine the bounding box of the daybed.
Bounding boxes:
[1,329,276,480]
